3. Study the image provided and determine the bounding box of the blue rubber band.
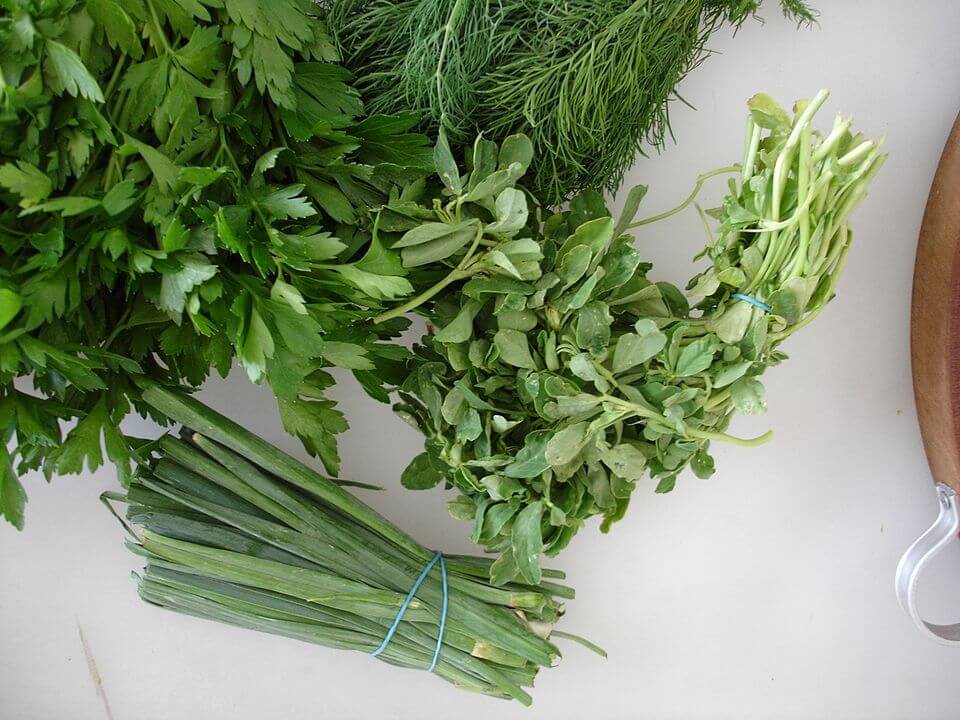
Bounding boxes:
[370,551,448,672]
[732,292,772,313]
[431,554,448,673]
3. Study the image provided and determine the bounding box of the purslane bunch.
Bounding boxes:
[379,91,885,583]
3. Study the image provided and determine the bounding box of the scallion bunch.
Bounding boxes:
[115,381,590,705]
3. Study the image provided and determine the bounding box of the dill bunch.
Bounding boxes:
[324,0,518,140]
[324,0,816,205]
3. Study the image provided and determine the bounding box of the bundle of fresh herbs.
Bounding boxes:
[115,381,588,705]
[1,0,880,705]
[324,0,817,205]
[0,0,435,529]
[381,91,885,583]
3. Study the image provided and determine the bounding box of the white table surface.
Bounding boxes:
[5,2,960,718]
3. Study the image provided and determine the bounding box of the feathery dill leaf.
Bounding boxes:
[324,0,816,205]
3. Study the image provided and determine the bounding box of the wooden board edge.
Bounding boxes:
[911,112,960,493]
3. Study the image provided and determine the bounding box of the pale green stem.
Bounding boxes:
[740,171,832,234]
[145,0,176,56]
[786,126,812,281]
[627,166,740,229]
[742,119,761,185]
[837,140,875,167]
[686,428,774,447]
[704,388,732,412]
[602,395,772,446]
[772,226,852,343]
[812,115,852,163]
[747,91,829,293]
[372,267,473,324]
[434,0,467,128]
[373,225,485,324]
[600,395,662,420]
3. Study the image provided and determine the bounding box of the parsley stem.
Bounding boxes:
[218,128,243,176]
[102,53,128,103]
[267,106,288,147]
[220,127,274,235]
[0,223,27,237]
[145,0,176,56]
[69,58,129,194]
[101,306,132,350]
[627,165,739,229]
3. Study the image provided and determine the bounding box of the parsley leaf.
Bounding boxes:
[44,40,105,102]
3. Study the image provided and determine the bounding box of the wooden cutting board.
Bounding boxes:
[912,113,960,494]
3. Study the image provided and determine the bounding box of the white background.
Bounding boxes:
[4,2,960,718]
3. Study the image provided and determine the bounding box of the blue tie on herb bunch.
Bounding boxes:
[731,293,772,313]
[369,551,448,672]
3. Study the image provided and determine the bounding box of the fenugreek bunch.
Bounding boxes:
[385,92,885,584]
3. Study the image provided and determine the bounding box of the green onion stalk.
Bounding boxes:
[112,381,595,705]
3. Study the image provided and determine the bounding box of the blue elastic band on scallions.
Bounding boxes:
[370,551,448,672]
[732,292,772,313]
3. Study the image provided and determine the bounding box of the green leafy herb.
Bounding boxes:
[0,0,433,528]
[325,0,817,205]
[384,91,885,583]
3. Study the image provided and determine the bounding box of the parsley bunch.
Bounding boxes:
[386,92,885,584]
[0,0,434,529]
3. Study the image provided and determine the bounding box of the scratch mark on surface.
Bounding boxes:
[78,622,116,720]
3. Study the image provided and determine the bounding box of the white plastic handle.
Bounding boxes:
[895,483,960,644]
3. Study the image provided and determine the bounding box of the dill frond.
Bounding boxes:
[324,0,816,205]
